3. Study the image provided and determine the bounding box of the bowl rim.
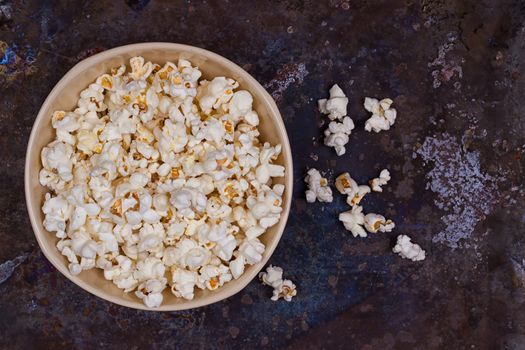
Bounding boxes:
[24,42,293,311]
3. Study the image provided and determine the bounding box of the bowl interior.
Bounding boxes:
[25,43,293,311]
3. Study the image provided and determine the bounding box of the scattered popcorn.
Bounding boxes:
[259,265,297,302]
[393,235,426,261]
[334,172,370,206]
[346,184,371,207]
[335,172,358,196]
[318,84,348,121]
[39,57,286,308]
[323,117,354,156]
[364,97,397,133]
[338,205,367,237]
[369,169,391,192]
[363,213,395,233]
[304,168,333,203]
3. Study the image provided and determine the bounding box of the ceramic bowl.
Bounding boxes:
[24,43,293,311]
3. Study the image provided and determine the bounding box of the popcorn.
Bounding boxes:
[229,255,245,279]
[42,194,72,238]
[255,143,285,184]
[171,268,198,300]
[196,77,239,115]
[41,141,75,182]
[76,129,100,154]
[170,186,207,218]
[198,264,232,290]
[335,172,358,196]
[228,90,253,120]
[238,238,265,265]
[213,233,237,261]
[369,169,391,192]
[259,265,297,302]
[39,56,286,307]
[338,205,367,237]
[259,265,283,287]
[364,97,397,132]
[129,56,154,80]
[246,184,284,230]
[77,83,106,113]
[346,185,370,207]
[393,235,426,261]
[133,257,166,282]
[135,279,166,308]
[324,117,355,156]
[318,84,348,121]
[52,111,80,145]
[304,168,333,203]
[363,213,395,233]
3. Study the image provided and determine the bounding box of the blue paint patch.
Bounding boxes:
[0,46,16,65]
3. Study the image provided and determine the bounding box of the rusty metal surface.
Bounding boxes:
[1,0,524,349]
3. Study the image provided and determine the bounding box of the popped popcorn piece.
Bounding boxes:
[42,194,72,238]
[338,205,367,237]
[196,77,238,115]
[271,279,297,302]
[259,265,283,288]
[346,185,371,207]
[238,238,265,265]
[304,168,333,203]
[228,90,253,120]
[335,172,358,197]
[255,143,285,184]
[246,184,284,230]
[198,264,232,290]
[318,84,348,121]
[40,141,75,182]
[259,265,297,302]
[39,56,286,308]
[135,279,166,308]
[171,268,198,300]
[363,213,395,233]
[393,235,426,261]
[369,169,391,192]
[364,97,397,132]
[229,255,245,279]
[324,116,355,156]
[333,171,371,207]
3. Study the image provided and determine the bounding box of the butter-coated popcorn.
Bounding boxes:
[39,56,285,307]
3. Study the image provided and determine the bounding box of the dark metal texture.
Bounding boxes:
[1,0,524,349]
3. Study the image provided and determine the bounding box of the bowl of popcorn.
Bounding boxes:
[24,43,292,310]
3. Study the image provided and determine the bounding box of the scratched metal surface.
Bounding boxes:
[1,0,524,349]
